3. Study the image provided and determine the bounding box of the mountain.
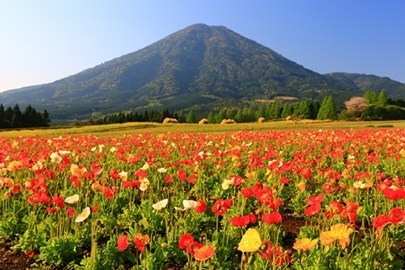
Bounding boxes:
[0,23,402,123]
[325,73,405,99]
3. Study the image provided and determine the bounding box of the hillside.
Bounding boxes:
[0,24,403,123]
[325,73,405,99]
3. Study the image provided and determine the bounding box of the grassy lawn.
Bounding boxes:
[0,119,403,137]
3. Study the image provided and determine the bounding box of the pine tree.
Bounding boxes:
[293,100,310,119]
[273,102,281,119]
[215,109,227,123]
[11,104,23,127]
[177,111,186,123]
[256,106,265,119]
[234,109,244,123]
[317,96,337,120]
[378,89,388,107]
[0,104,5,127]
[207,112,215,123]
[363,90,379,105]
[186,110,197,123]
[281,103,292,118]
[226,108,235,119]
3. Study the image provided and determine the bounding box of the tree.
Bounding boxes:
[177,111,186,123]
[317,96,337,120]
[11,104,23,127]
[256,106,265,119]
[309,101,320,120]
[281,103,292,118]
[344,96,368,120]
[206,112,215,123]
[234,109,244,123]
[363,91,378,105]
[225,108,235,119]
[273,102,281,119]
[186,110,197,123]
[293,100,310,119]
[214,109,226,123]
[344,97,368,113]
[377,89,388,107]
[0,104,5,127]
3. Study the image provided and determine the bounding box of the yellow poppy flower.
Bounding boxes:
[237,228,262,252]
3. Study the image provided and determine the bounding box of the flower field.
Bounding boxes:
[1,128,405,269]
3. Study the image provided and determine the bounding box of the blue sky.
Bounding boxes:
[1,1,404,92]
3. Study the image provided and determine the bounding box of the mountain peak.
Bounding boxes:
[0,24,402,123]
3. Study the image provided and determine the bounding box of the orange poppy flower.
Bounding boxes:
[320,223,354,249]
[293,238,318,251]
[193,245,215,262]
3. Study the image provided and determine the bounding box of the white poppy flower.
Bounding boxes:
[152,199,168,210]
[139,178,150,191]
[183,200,197,210]
[75,207,91,222]
[50,152,62,163]
[65,194,79,204]
[118,171,128,181]
[221,179,234,190]
[140,162,150,171]
[157,167,167,173]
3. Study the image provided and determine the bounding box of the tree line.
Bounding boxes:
[0,104,51,129]
[88,89,405,125]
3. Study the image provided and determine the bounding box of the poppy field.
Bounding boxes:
[1,128,405,269]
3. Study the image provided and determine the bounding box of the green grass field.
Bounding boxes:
[0,120,403,138]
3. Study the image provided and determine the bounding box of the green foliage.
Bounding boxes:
[186,109,197,123]
[378,89,388,107]
[293,100,311,118]
[38,235,81,267]
[0,103,51,128]
[317,96,337,120]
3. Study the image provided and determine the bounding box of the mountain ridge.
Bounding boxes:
[0,23,403,122]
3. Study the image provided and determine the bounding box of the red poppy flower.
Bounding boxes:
[117,235,129,251]
[177,170,187,182]
[230,215,250,227]
[372,214,390,231]
[389,207,405,224]
[383,187,405,200]
[304,203,322,216]
[91,204,99,213]
[178,233,194,250]
[262,212,282,224]
[195,200,207,213]
[110,169,120,180]
[164,175,173,184]
[67,206,75,217]
[103,186,114,199]
[241,187,253,199]
[299,167,312,179]
[248,213,257,224]
[52,194,65,209]
[188,175,196,184]
[307,193,324,205]
[259,240,291,267]
[211,199,232,216]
